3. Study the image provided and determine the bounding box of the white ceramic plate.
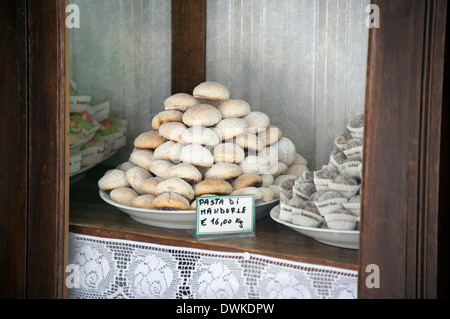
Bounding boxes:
[270,205,360,250]
[100,190,279,230]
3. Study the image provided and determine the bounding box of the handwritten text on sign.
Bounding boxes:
[196,195,255,236]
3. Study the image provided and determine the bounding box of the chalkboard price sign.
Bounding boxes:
[195,195,255,238]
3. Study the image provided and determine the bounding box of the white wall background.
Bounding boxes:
[70,0,172,162]
[70,0,369,170]
[205,0,369,169]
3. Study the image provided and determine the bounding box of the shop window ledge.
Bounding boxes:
[69,165,358,271]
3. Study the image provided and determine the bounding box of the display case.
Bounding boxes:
[1,0,448,299]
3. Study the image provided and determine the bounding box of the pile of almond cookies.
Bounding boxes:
[98,81,310,211]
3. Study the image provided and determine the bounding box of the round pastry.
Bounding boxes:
[155,177,195,201]
[292,153,308,166]
[134,130,167,150]
[193,81,230,102]
[285,196,306,212]
[182,104,222,127]
[167,162,203,183]
[291,201,324,228]
[269,184,281,199]
[212,143,245,163]
[158,122,187,144]
[313,169,339,191]
[279,199,295,222]
[316,191,346,203]
[128,148,154,171]
[126,166,152,195]
[258,187,274,202]
[181,126,220,146]
[102,168,118,176]
[292,180,316,200]
[204,162,242,180]
[194,179,233,196]
[328,175,361,199]
[276,137,297,166]
[280,188,293,203]
[178,143,215,167]
[98,169,129,190]
[116,161,137,172]
[153,141,183,162]
[300,170,314,182]
[235,133,265,152]
[140,176,165,196]
[149,160,175,179]
[338,159,363,180]
[342,194,361,217]
[349,114,365,129]
[152,110,184,131]
[330,174,359,186]
[214,118,248,140]
[151,192,191,211]
[349,194,360,203]
[329,147,348,169]
[260,174,274,187]
[230,187,263,201]
[321,164,338,173]
[335,129,353,151]
[286,194,305,206]
[313,190,348,216]
[267,162,289,177]
[216,99,251,118]
[239,156,270,175]
[285,164,309,178]
[190,194,217,210]
[110,187,139,207]
[164,93,199,111]
[131,194,156,209]
[280,177,296,192]
[324,208,358,230]
[232,174,263,190]
[258,146,279,166]
[309,190,328,202]
[342,138,364,161]
[257,125,282,146]
[243,111,270,133]
[280,196,305,222]
[347,114,365,139]
[344,137,363,149]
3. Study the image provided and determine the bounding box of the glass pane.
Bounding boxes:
[206,0,369,169]
[69,0,171,164]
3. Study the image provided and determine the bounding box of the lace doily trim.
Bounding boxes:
[67,232,358,299]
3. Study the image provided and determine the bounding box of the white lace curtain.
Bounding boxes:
[67,233,358,299]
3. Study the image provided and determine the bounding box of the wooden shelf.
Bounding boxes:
[69,164,359,271]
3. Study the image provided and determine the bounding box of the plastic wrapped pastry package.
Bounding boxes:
[69,80,127,175]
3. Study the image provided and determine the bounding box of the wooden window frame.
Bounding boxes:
[359,0,449,298]
[0,0,448,298]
